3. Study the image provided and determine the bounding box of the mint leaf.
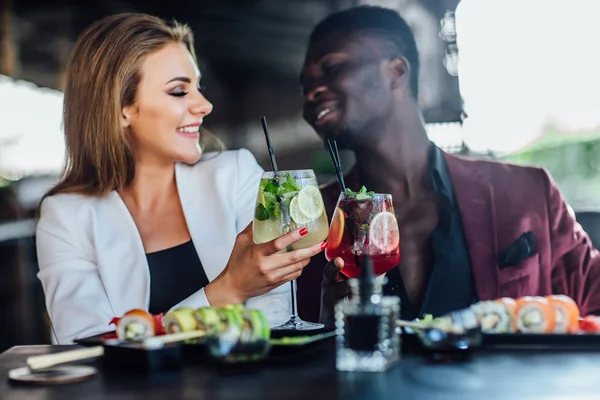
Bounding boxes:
[263,191,277,205]
[263,192,278,219]
[263,181,279,195]
[285,173,300,191]
[344,186,375,200]
[278,173,300,195]
[270,201,281,219]
[259,175,300,220]
[263,192,281,219]
[254,204,270,221]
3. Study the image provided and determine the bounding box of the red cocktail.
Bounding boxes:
[325,191,400,277]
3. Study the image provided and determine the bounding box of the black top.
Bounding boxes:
[383,145,477,320]
[146,240,209,315]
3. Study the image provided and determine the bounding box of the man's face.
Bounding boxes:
[300,32,396,148]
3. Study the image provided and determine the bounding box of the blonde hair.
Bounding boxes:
[45,13,223,199]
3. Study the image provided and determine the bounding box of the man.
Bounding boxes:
[296,5,600,325]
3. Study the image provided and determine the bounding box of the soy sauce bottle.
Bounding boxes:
[335,256,400,371]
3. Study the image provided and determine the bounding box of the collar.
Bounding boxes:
[429,144,455,207]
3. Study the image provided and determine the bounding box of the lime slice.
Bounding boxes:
[290,194,311,224]
[369,211,400,253]
[296,185,325,220]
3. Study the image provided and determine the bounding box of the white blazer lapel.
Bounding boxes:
[93,192,150,314]
[176,162,237,283]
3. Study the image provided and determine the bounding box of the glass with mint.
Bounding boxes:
[253,170,328,250]
[252,169,328,331]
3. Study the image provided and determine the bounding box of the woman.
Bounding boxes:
[36,13,326,344]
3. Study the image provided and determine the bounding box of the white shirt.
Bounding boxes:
[36,149,291,344]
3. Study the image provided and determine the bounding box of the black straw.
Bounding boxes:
[333,140,341,166]
[359,255,375,304]
[325,139,361,270]
[325,139,346,192]
[260,116,278,172]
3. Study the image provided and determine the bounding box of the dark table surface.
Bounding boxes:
[2,343,600,400]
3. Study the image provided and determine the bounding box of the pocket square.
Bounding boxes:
[498,231,536,269]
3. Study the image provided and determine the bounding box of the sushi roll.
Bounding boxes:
[217,306,245,333]
[496,297,517,314]
[470,299,515,333]
[450,307,480,332]
[116,309,156,340]
[427,307,479,334]
[495,297,518,332]
[205,306,270,362]
[163,307,198,333]
[210,306,246,348]
[546,295,580,333]
[515,296,557,333]
[240,309,271,343]
[221,304,245,314]
[193,307,221,334]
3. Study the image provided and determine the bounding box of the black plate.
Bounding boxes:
[75,327,334,345]
[401,331,600,353]
[181,330,336,363]
[481,332,600,351]
[102,342,184,373]
[268,331,336,360]
[74,332,114,347]
[270,326,331,339]
[75,330,336,364]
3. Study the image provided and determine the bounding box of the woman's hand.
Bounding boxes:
[205,222,326,306]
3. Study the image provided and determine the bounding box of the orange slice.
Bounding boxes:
[327,208,345,250]
[369,211,400,253]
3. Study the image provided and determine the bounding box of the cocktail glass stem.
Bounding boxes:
[272,267,324,331]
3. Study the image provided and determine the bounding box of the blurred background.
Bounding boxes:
[1,0,600,350]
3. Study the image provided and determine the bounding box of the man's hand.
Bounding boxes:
[319,257,351,328]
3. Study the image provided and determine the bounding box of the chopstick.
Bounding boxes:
[26,330,206,371]
[396,320,430,330]
[27,346,104,371]
[396,319,465,334]
[149,330,205,344]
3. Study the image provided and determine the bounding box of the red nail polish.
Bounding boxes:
[320,242,328,250]
[299,228,308,236]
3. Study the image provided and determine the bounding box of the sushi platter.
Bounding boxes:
[74,304,334,366]
[7,303,334,384]
[399,295,600,352]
